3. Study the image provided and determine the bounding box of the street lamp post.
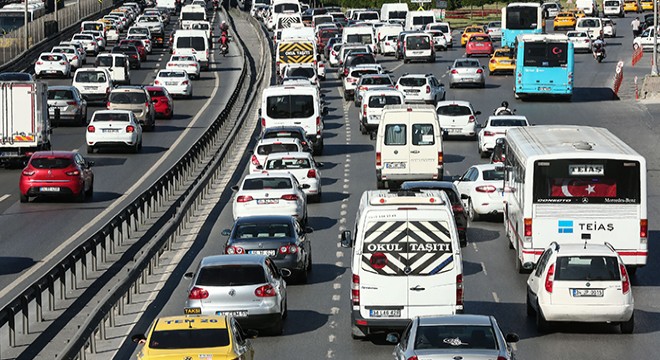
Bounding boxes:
[653,0,659,75]
[24,0,28,51]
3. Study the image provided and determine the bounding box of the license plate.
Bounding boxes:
[249,249,276,256]
[572,288,604,297]
[539,87,551,91]
[501,60,511,64]
[404,89,419,93]
[40,187,60,192]
[166,81,177,85]
[413,50,423,54]
[385,162,406,169]
[369,309,401,317]
[184,307,201,315]
[102,129,119,133]
[216,310,248,317]
[445,128,460,133]
[84,86,97,90]
[476,44,484,47]
[257,198,279,204]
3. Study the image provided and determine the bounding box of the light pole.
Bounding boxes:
[24,0,28,51]
[653,0,659,75]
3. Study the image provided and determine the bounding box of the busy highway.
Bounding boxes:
[0,2,243,311]
[108,5,660,360]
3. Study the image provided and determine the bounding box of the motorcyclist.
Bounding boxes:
[593,37,606,59]
[220,21,229,34]
[493,101,514,115]
[219,31,229,53]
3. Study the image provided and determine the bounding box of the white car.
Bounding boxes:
[52,46,82,69]
[328,43,343,66]
[566,31,592,53]
[527,242,634,334]
[71,33,99,55]
[81,30,106,50]
[396,73,446,105]
[250,138,304,174]
[72,68,112,103]
[231,173,308,224]
[35,52,71,78]
[105,25,120,42]
[166,55,200,79]
[453,164,505,221]
[353,73,395,107]
[358,89,404,135]
[477,115,529,157]
[425,29,448,51]
[602,18,616,37]
[127,34,152,53]
[261,151,323,202]
[342,63,384,100]
[154,70,192,98]
[435,100,481,139]
[86,110,143,153]
[485,20,502,39]
[379,34,398,55]
[59,41,87,64]
[281,63,318,87]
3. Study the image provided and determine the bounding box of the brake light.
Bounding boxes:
[106,101,110,109]
[67,101,77,105]
[225,245,245,254]
[369,252,387,269]
[640,219,648,238]
[126,125,135,133]
[476,68,483,73]
[66,170,81,176]
[87,125,96,133]
[279,244,298,254]
[426,85,431,93]
[251,155,260,166]
[281,194,298,201]
[475,185,496,193]
[307,169,317,178]
[452,204,464,213]
[236,195,253,202]
[468,115,475,123]
[351,274,360,305]
[343,68,349,76]
[484,131,495,136]
[182,80,189,85]
[191,63,198,67]
[154,80,160,85]
[255,284,277,297]
[188,286,209,299]
[376,152,381,166]
[490,59,496,64]
[36,61,43,65]
[456,274,464,306]
[167,62,174,67]
[620,264,630,294]
[545,263,555,293]
[451,69,458,74]
[524,218,532,237]
[438,151,443,166]
[73,56,78,60]
[22,169,35,176]
[407,357,419,360]
[362,104,367,118]
[316,116,321,133]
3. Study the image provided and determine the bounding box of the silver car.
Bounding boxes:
[387,315,519,360]
[47,86,88,126]
[486,21,502,39]
[184,254,288,335]
[448,58,486,88]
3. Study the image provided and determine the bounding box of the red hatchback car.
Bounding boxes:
[19,151,94,203]
[119,39,147,61]
[146,86,174,119]
[465,33,494,57]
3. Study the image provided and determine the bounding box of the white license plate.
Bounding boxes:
[102,129,119,133]
[572,288,604,297]
[166,81,177,85]
[216,310,248,317]
[445,128,461,133]
[257,198,279,204]
[369,309,401,317]
[413,50,423,54]
[385,162,406,169]
[84,86,97,90]
[404,89,419,93]
[539,87,551,91]
[501,60,511,64]
[249,250,277,256]
[40,187,60,192]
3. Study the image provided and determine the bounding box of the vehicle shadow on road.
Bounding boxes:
[0,256,36,275]
[87,191,123,203]
[139,146,170,154]
[321,177,338,186]
[466,227,500,243]
[317,161,338,170]
[630,230,660,287]
[317,192,350,204]
[306,263,347,285]
[463,260,484,276]
[323,144,374,156]
[442,153,466,163]
[280,310,329,336]
[85,157,128,167]
[323,121,344,130]
[308,216,338,231]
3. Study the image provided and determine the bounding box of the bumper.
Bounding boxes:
[233,204,304,221]
[489,64,515,73]
[403,94,433,103]
[352,310,410,334]
[443,124,477,137]
[273,256,306,273]
[21,182,81,197]
[542,304,634,323]
[378,169,443,182]
[187,307,281,330]
[87,134,140,147]
[81,93,108,102]
[164,84,192,96]
[449,75,485,86]
[154,104,173,117]
[472,195,504,215]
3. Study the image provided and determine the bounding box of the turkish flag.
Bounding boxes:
[550,178,617,197]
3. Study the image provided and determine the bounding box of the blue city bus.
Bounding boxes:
[514,34,574,100]
[501,2,543,48]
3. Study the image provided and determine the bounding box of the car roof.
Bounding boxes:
[417,314,493,327]
[471,163,504,171]
[200,254,266,267]
[399,73,428,78]
[94,110,133,115]
[436,100,472,107]
[265,151,313,160]
[487,115,528,121]
[152,315,230,331]
[400,181,457,191]
[234,215,296,225]
[111,86,146,93]
[48,85,77,91]
[31,150,76,158]
[364,89,402,96]
[257,137,302,145]
[243,172,296,180]
[553,243,619,256]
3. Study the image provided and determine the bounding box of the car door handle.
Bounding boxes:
[410,150,420,154]
[410,285,425,291]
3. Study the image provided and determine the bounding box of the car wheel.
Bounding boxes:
[269,316,284,336]
[298,268,308,284]
[536,306,551,333]
[621,314,635,334]
[19,193,28,203]
[526,292,535,317]
[282,299,288,320]
[74,189,86,203]
[131,142,140,153]
[469,200,480,221]
[360,122,367,135]
[85,181,93,197]
[376,180,385,189]
[86,145,95,154]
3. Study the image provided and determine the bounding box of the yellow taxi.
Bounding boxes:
[570,9,586,18]
[641,0,653,11]
[553,12,577,30]
[488,47,516,75]
[133,315,255,360]
[624,0,641,12]
[461,25,487,46]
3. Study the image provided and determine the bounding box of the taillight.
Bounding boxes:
[451,69,458,74]
[167,62,174,67]
[126,125,135,133]
[343,68,349,76]
[66,170,81,176]
[426,85,431,93]
[261,117,266,127]
[87,125,96,133]
[188,286,209,299]
[22,169,35,176]
[369,252,387,269]
[452,204,464,213]
[438,151,443,166]
[483,130,495,136]
[36,61,44,65]
[456,274,464,306]
[475,185,496,193]
[620,264,630,294]
[72,56,78,60]
[106,101,110,109]
[182,80,189,85]
[67,101,77,105]
[545,263,555,293]
[236,195,253,202]
[640,219,648,238]
[407,357,419,360]
[524,218,532,237]
[154,80,160,85]
[251,155,260,166]
[279,244,298,254]
[281,194,298,201]
[351,274,360,305]
[490,59,496,64]
[191,63,198,67]
[225,245,245,254]
[307,169,317,178]
[476,68,483,73]
[376,152,381,167]
[362,104,367,118]
[255,284,276,297]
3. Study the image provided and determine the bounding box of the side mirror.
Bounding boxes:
[305,226,314,233]
[184,272,194,279]
[231,185,239,191]
[221,229,231,236]
[320,93,326,98]
[323,107,329,116]
[244,329,259,338]
[475,111,482,115]
[447,65,451,70]
[461,193,469,200]
[385,332,400,344]
[301,184,311,189]
[131,334,147,343]
[439,83,445,87]
[505,333,520,343]
[340,230,352,248]
[258,108,262,116]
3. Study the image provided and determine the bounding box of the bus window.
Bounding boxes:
[506,7,539,29]
[523,42,567,67]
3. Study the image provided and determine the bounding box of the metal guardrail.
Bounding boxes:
[0,7,266,359]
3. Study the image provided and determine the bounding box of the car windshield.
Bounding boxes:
[361,76,392,85]
[48,90,74,100]
[266,157,311,170]
[437,105,471,116]
[235,223,292,238]
[482,167,505,181]
[110,92,147,104]
[368,95,401,108]
[568,32,588,38]
[30,157,72,169]
[414,325,498,350]
[148,329,230,349]
[242,177,293,190]
[94,112,130,121]
[97,57,114,67]
[75,72,107,82]
[554,256,620,281]
[196,265,266,286]
[489,119,527,126]
[398,77,426,87]
[263,131,302,141]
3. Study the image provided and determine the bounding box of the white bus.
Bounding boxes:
[503,125,647,274]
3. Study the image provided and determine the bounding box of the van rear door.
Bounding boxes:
[381,118,409,177]
[408,120,439,177]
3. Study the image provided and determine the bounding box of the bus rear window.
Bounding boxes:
[506,6,539,30]
[523,42,568,67]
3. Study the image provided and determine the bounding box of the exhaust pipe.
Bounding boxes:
[280,268,292,278]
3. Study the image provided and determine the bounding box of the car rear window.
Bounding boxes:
[266,95,315,119]
[75,71,107,83]
[149,329,230,349]
[287,67,315,78]
[347,54,376,66]
[398,77,426,87]
[158,71,186,78]
[266,157,311,169]
[235,223,292,238]
[257,143,299,155]
[263,131,303,141]
[94,112,130,121]
[437,105,471,116]
[97,57,114,67]
[242,177,293,190]
[110,91,147,104]
[196,265,267,286]
[40,54,65,61]
[176,36,206,51]
[406,36,431,49]
[30,157,73,169]
[415,325,498,350]
[482,168,504,181]
[555,256,620,281]
[346,34,373,44]
[490,119,527,127]
[148,89,165,97]
[48,90,74,100]
[470,35,490,42]
[368,95,401,108]
[361,76,392,85]
[384,124,406,145]
[350,69,378,78]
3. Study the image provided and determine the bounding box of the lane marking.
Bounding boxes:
[0,194,9,203]
[472,242,478,252]
[492,291,500,303]
[481,261,488,276]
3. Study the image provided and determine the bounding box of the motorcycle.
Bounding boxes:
[213,0,219,11]
[593,47,606,63]
[220,42,229,56]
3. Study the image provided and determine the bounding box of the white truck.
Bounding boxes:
[0,81,51,167]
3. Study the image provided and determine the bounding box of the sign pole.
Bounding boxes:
[653,0,658,75]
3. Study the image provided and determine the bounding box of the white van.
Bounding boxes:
[260,85,326,154]
[342,26,377,53]
[95,53,130,85]
[179,4,207,29]
[405,10,435,31]
[359,89,404,135]
[403,32,435,63]
[603,0,624,17]
[72,68,112,103]
[576,0,599,16]
[426,22,452,47]
[355,10,380,23]
[575,17,603,39]
[172,30,209,70]
[375,104,443,188]
[340,189,464,338]
[380,3,408,23]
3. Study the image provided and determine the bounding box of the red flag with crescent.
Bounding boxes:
[550,178,617,197]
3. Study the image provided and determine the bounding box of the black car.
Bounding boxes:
[0,72,34,81]
[261,126,314,153]
[112,45,141,69]
[490,137,506,164]
[340,51,377,77]
[400,181,469,247]
[221,215,313,283]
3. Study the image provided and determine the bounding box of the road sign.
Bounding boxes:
[411,0,432,3]
[436,0,448,8]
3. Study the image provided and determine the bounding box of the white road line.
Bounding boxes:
[0,194,10,203]
[0,43,223,301]
[481,261,488,276]
[333,283,341,289]
[492,291,500,303]
[472,242,478,252]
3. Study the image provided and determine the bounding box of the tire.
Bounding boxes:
[620,314,634,334]
[19,193,28,203]
[298,268,308,284]
[343,91,350,101]
[536,307,551,333]
[282,299,288,320]
[131,142,140,153]
[269,316,283,336]
[376,180,385,189]
[77,113,86,126]
[85,181,93,197]
[359,121,367,135]
[87,145,95,154]
[468,200,480,221]
[74,189,85,203]
[526,293,535,317]
[515,242,526,274]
